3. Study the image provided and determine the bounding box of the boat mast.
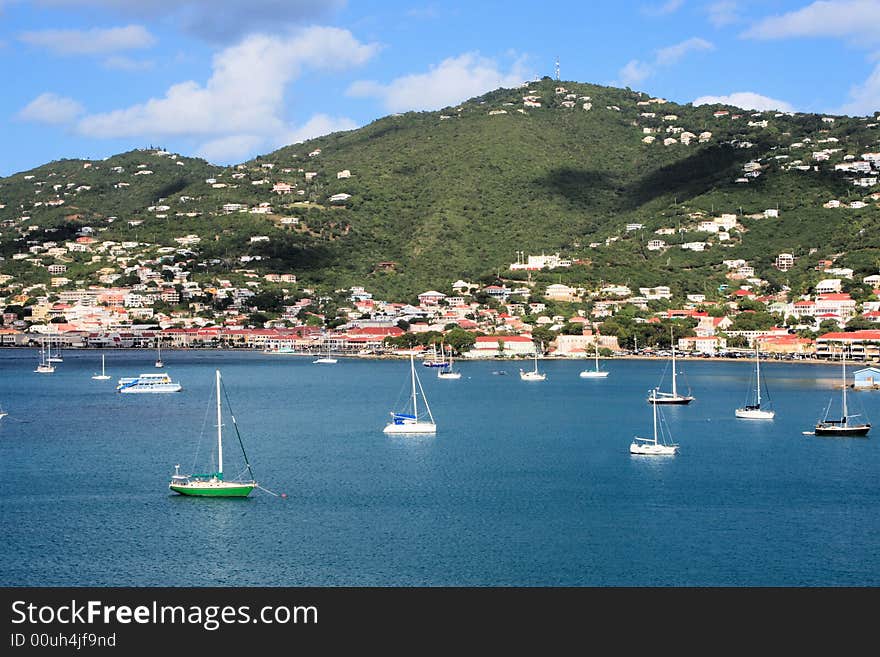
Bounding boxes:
[755,342,761,407]
[595,341,599,371]
[216,369,223,479]
[414,358,435,424]
[841,346,848,422]
[410,353,418,416]
[671,335,678,398]
[652,389,658,444]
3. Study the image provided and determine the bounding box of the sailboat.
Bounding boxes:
[437,343,461,379]
[313,341,338,364]
[813,347,871,437]
[384,353,437,434]
[579,341,609,378]
[735,343,774,419]
[34,339,55,374]
[154,338,163,368]
[91,353,112,381]
[421,343,448,368]
[169,369,258,497]
[631,389,680,455]
[520,342,547,381]
[47,341,63,363]
[649,335,693,404]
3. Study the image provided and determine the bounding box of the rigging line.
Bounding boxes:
[220,377,256,481]
[256,484,282,497]
[192,381,214,474]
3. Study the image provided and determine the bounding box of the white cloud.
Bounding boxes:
[70,27,375,163]
[618,37,714,87]
[195,115,358,163]
[707,1,740,27]
[31,0,345,43]
[280,114,358,145]
[17,92,84,124]
[743,1,880,43]
[19,25,155,55]
[195,134,267,163]
[347,52,532,113]
[655,37,713,66]
[838,60,880,116]
[642,0,685,17]
[619,60,652,87]
[77,27,377,140]
[693,91,795,112]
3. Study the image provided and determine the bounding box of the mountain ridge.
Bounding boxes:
[1,77,878,302]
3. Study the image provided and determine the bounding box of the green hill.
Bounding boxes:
[2,77,879,300]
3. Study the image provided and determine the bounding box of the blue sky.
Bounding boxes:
[1,0,879,176]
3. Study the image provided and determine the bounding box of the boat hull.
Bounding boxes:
[169,482,255,497]
[735,408,775,419]
[438,372,461,379]
[579,371,609,378]
[630,442,678,455]
[814,424,870,437]
[648,396,693,404]
[383,422,436,434]
[118,384,182,393]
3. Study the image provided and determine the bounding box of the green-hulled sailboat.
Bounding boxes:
[169,369,257,497]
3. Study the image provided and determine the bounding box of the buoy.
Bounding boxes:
[281,493,288,499]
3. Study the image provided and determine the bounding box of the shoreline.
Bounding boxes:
[4,345,874,366]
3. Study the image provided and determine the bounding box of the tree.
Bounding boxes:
[248,312,269,327]
[531,325,555,347]
[444,328,476,354]
[845,316,875,331]
[818,319,840,334]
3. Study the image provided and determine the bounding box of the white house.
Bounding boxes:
[466,335,536,358]
[544,284,579,302]
[815,279,842,294]
[417,290,447,306]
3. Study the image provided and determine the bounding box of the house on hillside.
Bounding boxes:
[465,335,536,358]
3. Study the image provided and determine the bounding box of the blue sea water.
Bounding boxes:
[1,348,879,586]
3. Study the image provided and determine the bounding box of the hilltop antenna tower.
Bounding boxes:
[555,56,560,81]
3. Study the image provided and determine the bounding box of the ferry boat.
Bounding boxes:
[117,372,182,394]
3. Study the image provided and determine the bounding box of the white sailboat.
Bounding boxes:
[437,343,461,379]
[47,341,63,363]
[92,353,112,381]
[313,341,338,364]
[35,339,55,374]
[579,341,609,378]
[155,338,163,368]
[520,342,546,381]
[384,353,437,434]
[813,347,871,437]
[631,389,680,455]
[649,336,693,404]
[735,343,774,419]
[169,369,257,497]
